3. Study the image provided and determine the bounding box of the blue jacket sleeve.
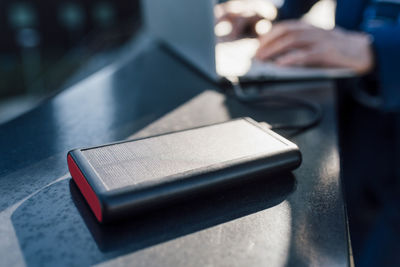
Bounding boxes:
[277,0,319,20]
[368,24,400,111]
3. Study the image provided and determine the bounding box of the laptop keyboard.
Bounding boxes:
[216,38,354,81]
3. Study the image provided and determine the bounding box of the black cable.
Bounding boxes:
[231,80,324,132]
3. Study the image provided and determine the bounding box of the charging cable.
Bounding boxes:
[230,80,324,133]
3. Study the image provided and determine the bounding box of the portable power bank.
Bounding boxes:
[67,117,301,223]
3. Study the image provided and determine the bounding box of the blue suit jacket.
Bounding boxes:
[279,0,400,111]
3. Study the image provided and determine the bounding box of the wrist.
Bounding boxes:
[359,33,375,74]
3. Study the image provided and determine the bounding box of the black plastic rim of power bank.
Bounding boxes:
[67,119,302,223]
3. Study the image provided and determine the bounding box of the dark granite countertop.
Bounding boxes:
[0,33,349,267]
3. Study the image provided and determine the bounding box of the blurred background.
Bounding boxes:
[0,0,334,124]
[0,0,141,123]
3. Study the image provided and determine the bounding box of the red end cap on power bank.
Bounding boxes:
[67,154,103,222]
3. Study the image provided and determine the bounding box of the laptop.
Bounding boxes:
[142,0,355,83]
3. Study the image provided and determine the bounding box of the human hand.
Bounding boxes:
[255,20,374,74]
[215,0,276,41]
[215,3,263,40]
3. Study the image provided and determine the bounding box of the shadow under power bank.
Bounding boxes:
[67,117,302,223]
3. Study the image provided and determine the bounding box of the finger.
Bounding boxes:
[255,33,309,60]
[216,12,237,23]
[258,20,305,48]
[228,17,250,39]
[275,50,310,66]
[275,49,322,67]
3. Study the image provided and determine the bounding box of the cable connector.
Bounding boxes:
[229,79,324,133]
